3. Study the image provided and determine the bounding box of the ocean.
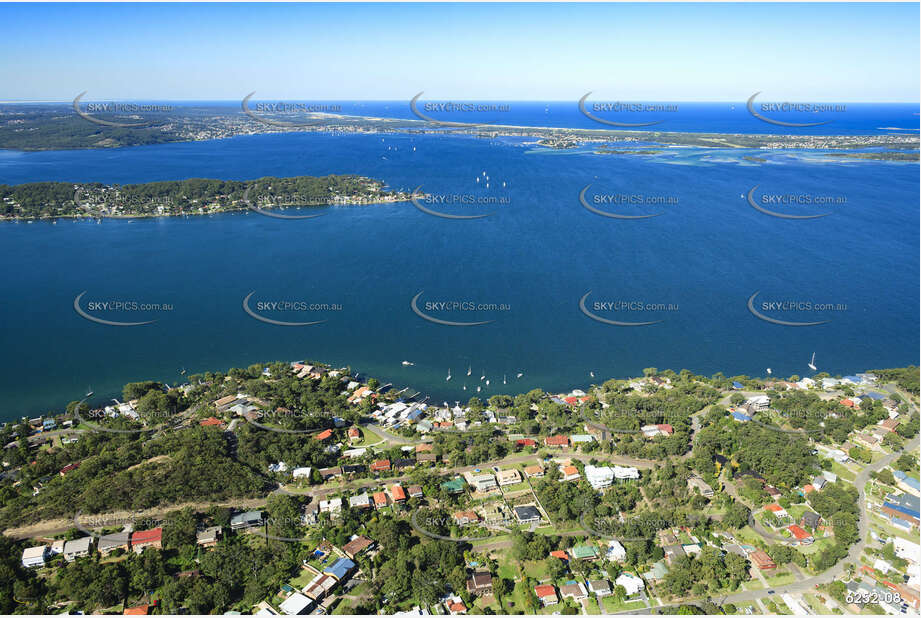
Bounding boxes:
[0,111,918,418]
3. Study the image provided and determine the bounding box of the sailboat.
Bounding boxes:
[463,384,467,391]
[446,369,451,381]
[485,379,490,386]
[467,365,472,376]
[402,360,414,366]
[503,375,507,385]
[766,368,772,375]
[808,353,817,372]
[516,372,523,379]
[85,386,94,398]
[480,372,485,381]
[476,386,481,393]
[590,371,595,378]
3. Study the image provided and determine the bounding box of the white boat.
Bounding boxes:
[766,368,772,375]
[480,372,485,381]
[85,387,94,398]
[590,371,595,378]
[462,384,467,391]
[446,369,451,381]
[467,365,472,376]
[402,361,414,366]
[808,352,817,372]
[516,372,523,379]
[503,375,507,385]
[476,386,481,393]
[485,380,490,386]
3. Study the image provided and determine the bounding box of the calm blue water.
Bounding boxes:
[0,129,918,418]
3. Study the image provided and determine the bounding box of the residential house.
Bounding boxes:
[787,524,813,544]
[560,582,588,601]
[63,537,93,562]
[342,535,375,559]
[279,592,313,615]
[570,544,598,561]
[323,557,356,582]
[687,475,714,498]
[497,469,521,486]
[550,550,569,562]
[513,505,541,524]
[349,492,371,509]
[454,510,480,525]
[230,511,263,530]
[584,465,614,490]
[292,466,312,479]
[750,550,777,570]
[801,511,822,530]
[746,395,770,411]
[372,491,388,509]
[606,540,626,561]
[466,571,493,596]
[516,438,537,448]
[615,572,645,597]
[407,485,424,499]
[613,466,639,481]
[319,498,343,517]
[371,459,391,472]
[98,531,131,555]
[560,465,581,482]
[534,585,558,606]
[131,528,163,553]
[416,453,438,464]
[545,435,569,448]
[319,466,342,480]
[196,526,222,548]
[21,546,48,568]
[588,580,611,597]
[464,471,498,492]
[390,484,407,503]
[303,573,337,602]
[523,464,544,478]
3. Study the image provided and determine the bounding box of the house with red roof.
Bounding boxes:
[390,484,406,503]
[372,492,389,509]
[348,427,361,442]
[371,459,391,472]
[840,399,855,408]
[535,584,558,606]
[787,524,813,544]
[764,503,787,518]
[199,417,225,428]
[516,438,537,448]
[550,550,569,561]
[59,462,81,476]
[123,604,151,615]
[315,429,334,441]
[656,424,674,435]
[131,528,163,553]
[545,435,569,448]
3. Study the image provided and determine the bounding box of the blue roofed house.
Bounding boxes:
[731,381,744,390]
[882,493,920,528]
[42,419,56,431]
[732,411,752,422]
[323,557,356,582]
[893,470,921,496]
[865,392,886,401]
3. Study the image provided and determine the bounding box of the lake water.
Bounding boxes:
[0,128,918,418]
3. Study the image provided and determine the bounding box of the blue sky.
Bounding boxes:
[1,3,918,102]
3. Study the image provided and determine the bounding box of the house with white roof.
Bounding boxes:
[585,465,615,490]
[615,572,645,597]
[22,546,48,568]
[606,540,626,561]
[613,466,639,480]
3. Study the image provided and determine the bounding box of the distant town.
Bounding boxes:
[1,361,917,615]
[1,104,917,161]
